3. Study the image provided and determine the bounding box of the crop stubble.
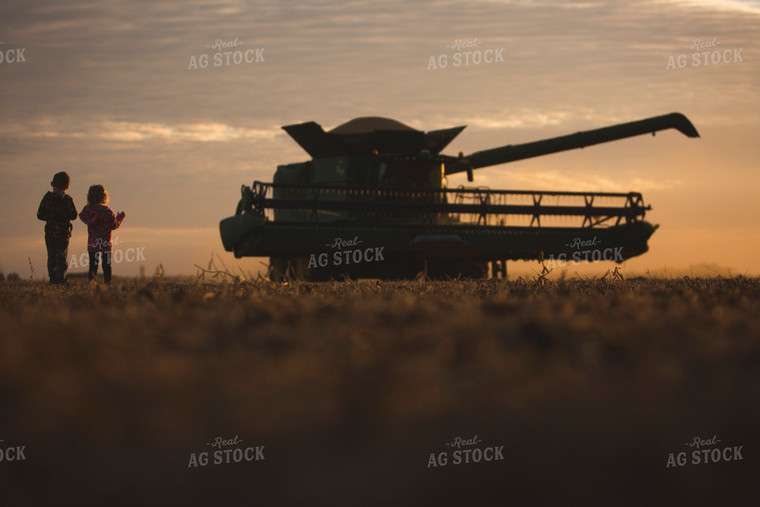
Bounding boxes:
[0,277,758,505]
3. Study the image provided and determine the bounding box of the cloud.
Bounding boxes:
[478,0,604,7]
[1,119,282,143]
[461,111,570,129]
[479,168,683,193]
[656,0,760,14]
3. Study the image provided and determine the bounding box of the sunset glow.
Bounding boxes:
[1,0,757,278]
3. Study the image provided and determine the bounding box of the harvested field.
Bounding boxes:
[1,276,758,506]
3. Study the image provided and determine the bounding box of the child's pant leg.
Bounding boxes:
[45,237,56,282]
[103,251,112,284]
[46,236,69,284]
[88,252,99,281]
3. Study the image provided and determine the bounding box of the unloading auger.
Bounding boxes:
[220,113,699,280]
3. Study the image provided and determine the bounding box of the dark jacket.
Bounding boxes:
[37,191,77,238]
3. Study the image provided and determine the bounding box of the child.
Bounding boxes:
[37,172,78,284]
[79,184,125,285]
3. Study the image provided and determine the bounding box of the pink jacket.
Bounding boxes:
[79,204,125,252]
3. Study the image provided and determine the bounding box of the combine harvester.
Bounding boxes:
[220,113,699,280]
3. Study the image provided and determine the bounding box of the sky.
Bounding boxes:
[0,0,758,278]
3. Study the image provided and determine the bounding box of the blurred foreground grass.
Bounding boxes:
[0,276,758,506]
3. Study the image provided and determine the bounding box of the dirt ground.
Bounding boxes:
[1,276,758,506]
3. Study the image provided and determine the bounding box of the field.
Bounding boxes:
[1,275,759,506]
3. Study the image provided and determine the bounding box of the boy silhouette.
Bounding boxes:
[37,172,77,284]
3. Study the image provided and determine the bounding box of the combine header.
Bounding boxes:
[220,113,699,280]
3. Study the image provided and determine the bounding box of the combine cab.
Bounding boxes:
[220,113,699,280]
